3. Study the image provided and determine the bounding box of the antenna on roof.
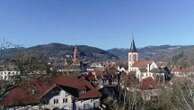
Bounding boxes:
[132,32,134,40]
[129,32,134,44]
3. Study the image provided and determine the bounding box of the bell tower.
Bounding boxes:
[72,46,80,65]
[128,37,139,71]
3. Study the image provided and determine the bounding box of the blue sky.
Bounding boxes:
[0,0,194,49]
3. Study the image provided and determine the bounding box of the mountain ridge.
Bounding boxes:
[1,43,194,67]
[0,43,118,63]
[108,45,194,67]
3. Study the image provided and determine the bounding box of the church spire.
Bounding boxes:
[129,34,137,52]
[128,34,139,72]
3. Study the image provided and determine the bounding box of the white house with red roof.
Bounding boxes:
[0,76,101,110]
[140,77,161,101]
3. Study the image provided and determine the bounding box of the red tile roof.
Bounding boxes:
[0,87,38,107]
[79,89,101,100]
[133,60,153,69]
[140,77,156,90]
[52,75,94,90]
[0,79,51,107]
[0,75,100,107]
[171,67,194,73]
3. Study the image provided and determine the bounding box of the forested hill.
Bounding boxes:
[0,43,118,63]
[1,43,194,67]
[108,45,194,67]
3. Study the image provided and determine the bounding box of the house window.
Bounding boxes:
[80,90,86,95]
[134,55,136,61]
[94,102,97,108]
[84,104,90,109]
[54,99,58,104]
[63,98,68,103]
[94,101,99,108]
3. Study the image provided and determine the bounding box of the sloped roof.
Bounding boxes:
[0,79,50,107]
[171,67,194,73]
[0,87,38,107]
[133,60,153,69]
[0,75,100,107]
[79,89,101,100]
[52,75,94,90]
[140,77,157,90]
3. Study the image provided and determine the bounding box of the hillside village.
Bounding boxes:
[0,39,194,110]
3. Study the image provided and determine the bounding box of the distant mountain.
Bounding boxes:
[2,43,194,67]
[108,45,194,67]
[0,43,118,63]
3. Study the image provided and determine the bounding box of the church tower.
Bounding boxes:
[72,46,80,65]
[128,38,139,71]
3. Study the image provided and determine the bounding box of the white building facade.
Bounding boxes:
[0,70,20,80]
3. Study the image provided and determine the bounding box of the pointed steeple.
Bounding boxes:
[129,36,137,52]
